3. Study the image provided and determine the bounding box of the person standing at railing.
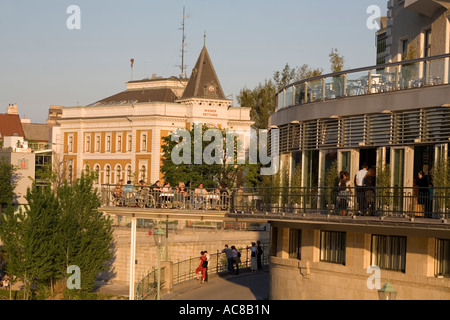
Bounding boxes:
[195,251,208,284]
[248,242,258,272]
[363,168,376,216]
[231,246,240,275]
[204,250,211,282]
[256,240,263,271]
[337,172,353,216]
[417,171,431,218]
[355,163,368,215]
[222,245,234,275]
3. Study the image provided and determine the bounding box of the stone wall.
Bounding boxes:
[106,224,270,284]
[269,228,450,300]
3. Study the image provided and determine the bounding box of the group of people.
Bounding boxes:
[112,179,231,210]
[337,163,377,216]
[221,241,263,276]
[337,162,435,217]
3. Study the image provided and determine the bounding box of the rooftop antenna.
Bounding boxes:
[179,4,188,78]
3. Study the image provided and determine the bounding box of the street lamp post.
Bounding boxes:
[378,278,397,300]
[153,227,165,300]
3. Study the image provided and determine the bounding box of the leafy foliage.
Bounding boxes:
[0,160,17,210]
[0,173,114,299]
[161,124,258,189]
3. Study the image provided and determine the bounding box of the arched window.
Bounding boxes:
[140,165,146,182]
[126,165,132,182]
[105,165,111,184]
[116,165,122,183]
[95,165,100,184]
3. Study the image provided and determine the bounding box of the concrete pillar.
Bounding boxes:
[161,261,174,293]
[129,216,137,300]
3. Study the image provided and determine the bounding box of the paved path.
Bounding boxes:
[163,268,270,301]
[96,267,270,300]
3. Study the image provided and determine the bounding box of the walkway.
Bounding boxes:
[163,267,270,300]
[96,267,270,300]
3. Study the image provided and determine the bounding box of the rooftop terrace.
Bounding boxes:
[275,53,450,112]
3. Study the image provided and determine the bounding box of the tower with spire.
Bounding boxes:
[178,45,231,105]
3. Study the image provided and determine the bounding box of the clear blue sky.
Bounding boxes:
[0,0,388,123]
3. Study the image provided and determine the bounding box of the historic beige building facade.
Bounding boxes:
[55,46,253,185]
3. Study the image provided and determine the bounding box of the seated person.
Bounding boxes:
[113,179,124,205]
[194,183,208,209]
[123,180,134,193]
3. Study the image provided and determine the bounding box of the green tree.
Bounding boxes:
[20,183,61,298]
[0,173,114,299]
[0,160,17,212]
[238,79,277,130]
[329,48,345,73]
[57,173,114,294]
[161,123,258,189]
[0,205,25,299]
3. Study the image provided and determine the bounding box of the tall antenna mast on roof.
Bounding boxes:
[179,4,188,79]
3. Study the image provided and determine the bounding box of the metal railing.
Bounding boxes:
[230,186,450,219]
[276,53,450,110]
[135,266,166,300]
[172,244,269,286]
[135,244,269,300]
[101,185,232,211]
[101,184,450,219]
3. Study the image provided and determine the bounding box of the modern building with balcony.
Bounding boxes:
[244,1,450,300]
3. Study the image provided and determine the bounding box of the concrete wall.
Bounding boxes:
[107,226,270,284]
[269,227,450,300]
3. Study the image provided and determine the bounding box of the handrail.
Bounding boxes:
[278,53,450,94]
[135,244,270,300]
[276,53,450,110]
[100,184,450,220]
[135,266,166,300]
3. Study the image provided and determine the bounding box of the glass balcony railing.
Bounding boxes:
[276,53,450,110]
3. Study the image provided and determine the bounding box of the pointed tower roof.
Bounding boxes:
[180,46,227,101]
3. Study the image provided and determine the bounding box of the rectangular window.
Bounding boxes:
[117,135,122,152]
[68,136,73,153]
[371,235,406,273]
[128,134,132,152]
[289,229,302,260]
[320,231,346,265]
[142,134,147,151]
[435,238,450,277]
[95,135,100,152]
[106,135,111,152]
[85,135,90,153]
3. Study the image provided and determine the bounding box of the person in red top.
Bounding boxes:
[195,251,208,284]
